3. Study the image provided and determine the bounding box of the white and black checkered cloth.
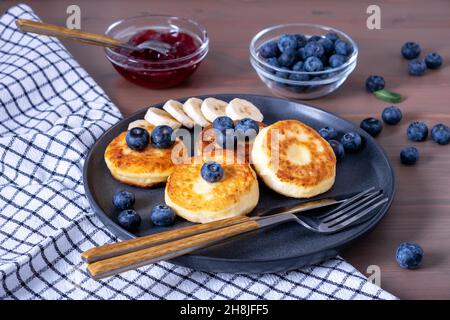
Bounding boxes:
[0,4,396,300]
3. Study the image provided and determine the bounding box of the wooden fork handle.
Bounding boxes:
[82,215,251,263]
[87,220,260,280]
[15,19,121,48]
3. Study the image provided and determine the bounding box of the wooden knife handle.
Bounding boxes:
[87,220,260,280]
[82,215,251,263]
[15,19,121,48]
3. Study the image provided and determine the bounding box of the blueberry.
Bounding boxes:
[360,117,383,137]
[151,125,174,148]
[382,106,402,125]
[112,190,135,210]
[396,242,423,269]
[304,42,325,58]
[407,121,428,141]
[317,37,334,53]
[126,127,149,151]
[365,75,385,92]
[400,146,419,165]
[325,32,339,42]
[328,140,345,160]
[304,56,323,72]
[265,57,280,74]
[431,123,450,145]
[150,205,175,227]
[295,34,307,48]
[201,161,224,183]
[408,59,426,76]
[334,40,352,56]
[277,34,298,52]
[341,132,363,153]
[328,54,346,68]
[425,52,443,69]
[118,209,141,231]
[292,61,304,71]
[297,47,306,60]
[308,35,322,43]
[275,67,291,79]
[259,40,280,58]
[401,42,421,60]
[278,48,297,67]
[318,126,338,140]
[235,118,259,138]
[235,118,259,134]
[266,57,280,69]
[213,116,234,132]
[289,73,310,81]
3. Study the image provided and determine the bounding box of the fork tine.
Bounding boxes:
[324,193,384,225]
[321,190,382,223]
[319,187,377,219]
[323,197,389,232]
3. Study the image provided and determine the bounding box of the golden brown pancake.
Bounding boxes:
[104,124,186,188]
[165,155,259,223]
[251,119,336,198]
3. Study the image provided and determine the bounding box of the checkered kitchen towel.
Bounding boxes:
[0,4,396,300]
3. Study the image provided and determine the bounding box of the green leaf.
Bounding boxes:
[373,89,405,103]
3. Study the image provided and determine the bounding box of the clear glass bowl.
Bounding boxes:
[105,15,209,89]
[250,24,358,99]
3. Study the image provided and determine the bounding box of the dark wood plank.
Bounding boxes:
[3,0,450,299]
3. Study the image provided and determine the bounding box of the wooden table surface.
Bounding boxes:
[3,0,450,299]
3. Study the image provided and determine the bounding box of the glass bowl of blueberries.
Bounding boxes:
[250,23,358,99]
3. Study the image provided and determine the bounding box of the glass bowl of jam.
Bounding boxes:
[105,15,209,89]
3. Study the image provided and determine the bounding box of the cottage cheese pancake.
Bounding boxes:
[165,156,259,223]
[252,120,336,198]
[104,125,186,188]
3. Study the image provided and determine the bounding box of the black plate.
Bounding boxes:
[83,94,395,274]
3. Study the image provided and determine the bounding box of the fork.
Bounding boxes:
[15,19,172,55]
[85,188,388,279]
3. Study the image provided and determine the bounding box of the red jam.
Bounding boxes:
[110,29,203,89]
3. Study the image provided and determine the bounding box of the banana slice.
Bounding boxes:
[226,98,264,122]
[127,119,153,130]
[144,107,181,129]
[183,98,210,127]
[163,99,194,129]
[201,98,227,122]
